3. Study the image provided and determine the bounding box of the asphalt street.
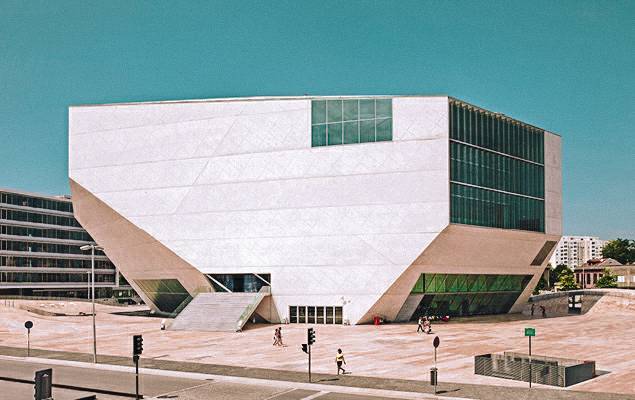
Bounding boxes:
[0,358,432,400]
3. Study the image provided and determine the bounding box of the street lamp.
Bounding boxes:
[80,244,103,363]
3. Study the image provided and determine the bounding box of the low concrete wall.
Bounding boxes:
[522,289,635,317]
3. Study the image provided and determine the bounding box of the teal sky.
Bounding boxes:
[1,1,633,239]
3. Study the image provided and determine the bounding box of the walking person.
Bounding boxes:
[530,303,535,317]
[273,327,280,346]
[417,316,424,333]
[277,326,284,346]
[336,348,347,375]
[540,305,547,318]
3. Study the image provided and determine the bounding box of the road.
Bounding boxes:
[0,358,438,400]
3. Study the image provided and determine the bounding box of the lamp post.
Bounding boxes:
[80,244,103,363]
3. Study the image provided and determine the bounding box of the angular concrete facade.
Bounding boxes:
[69,96,561,324]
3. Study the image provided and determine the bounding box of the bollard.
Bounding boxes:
[430,367,438,393]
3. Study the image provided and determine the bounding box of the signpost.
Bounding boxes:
[430,336,440,394]
[525,327,535,388]
[25,321,33,357]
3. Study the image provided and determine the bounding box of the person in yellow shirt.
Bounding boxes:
[336,348,347,375]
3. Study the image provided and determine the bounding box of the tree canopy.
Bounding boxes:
[557,266,578,291]
[601,238,635,264]
[596,268,618,288]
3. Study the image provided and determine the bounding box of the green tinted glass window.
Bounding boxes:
[376,99,392,118]
[360,120,375,143]
[312,101,326,124]
[343,100,359,121]
[376,118,392,141]
[135,279,191,314]
[312,125,327,147]
[410,273,532,317]
[328,123,342,145]
[343,121,359,144]
[327,100,342,123]
[311,98,392,147]
[359,99,375,119]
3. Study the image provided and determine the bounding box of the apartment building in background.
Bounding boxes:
[549,236,608,269]
[0,188,133,299]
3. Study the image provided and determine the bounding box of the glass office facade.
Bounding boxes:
[411,273,532,317]
[0,189,131,299]
[449,100,545,232]
[311,98,392,147]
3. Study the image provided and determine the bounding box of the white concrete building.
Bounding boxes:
[68,95,562,330]
[549,236,608,269]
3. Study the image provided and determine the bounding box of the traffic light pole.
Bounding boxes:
[308,344,312,383]
[134,354,140,399]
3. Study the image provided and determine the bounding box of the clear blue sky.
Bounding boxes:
[1,1,633,239]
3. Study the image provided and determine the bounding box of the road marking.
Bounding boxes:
[153,381,215,398]
[301,391,328,400]
[262,388,298,400]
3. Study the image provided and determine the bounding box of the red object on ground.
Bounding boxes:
[373,316,380,325]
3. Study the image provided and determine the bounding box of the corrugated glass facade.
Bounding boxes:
[311,98,392,147]
[449,100,545,232]
[410,273,532,317]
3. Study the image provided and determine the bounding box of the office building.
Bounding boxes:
[68,95,562,329]
[0,188,131,298]
[549,236,608,269]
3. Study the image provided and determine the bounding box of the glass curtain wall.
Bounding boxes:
[449,100,545,232]
[411,273,532,318]
[311,98,392,147]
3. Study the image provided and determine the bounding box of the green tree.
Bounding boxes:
[533,275,548,294]
[557,266,578,291]
[596,268,618,288]
[601,238,635,264]
[549,264,569,288]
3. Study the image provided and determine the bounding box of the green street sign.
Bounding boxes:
[525,327,536,337]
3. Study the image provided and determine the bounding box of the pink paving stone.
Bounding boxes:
[1,297,634,395]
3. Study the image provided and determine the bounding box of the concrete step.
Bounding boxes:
[169,291,268,332]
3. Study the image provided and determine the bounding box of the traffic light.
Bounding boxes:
[301,343,308,354]
[133,334,143,356]
[307,328,315,345]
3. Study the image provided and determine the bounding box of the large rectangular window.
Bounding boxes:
[134,279,192,314]
[410,273,532,317]
[449,99,545,232]
[311,98,392,147]
[289,306,343,324]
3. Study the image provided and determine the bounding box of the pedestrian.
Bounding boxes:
[417,316,424,333]
[540,305,547,318]
[277,326,284,346]
[423,317,432,334]
[160,319,166,330]
[336,348,347,375]
[530,303,535,317]
[273,327,280,346]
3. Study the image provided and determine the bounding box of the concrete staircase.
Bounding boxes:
[169,287,269,332]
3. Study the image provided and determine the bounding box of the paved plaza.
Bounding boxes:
[0,296,634,397]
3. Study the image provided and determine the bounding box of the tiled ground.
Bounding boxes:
[0,296,633,396]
